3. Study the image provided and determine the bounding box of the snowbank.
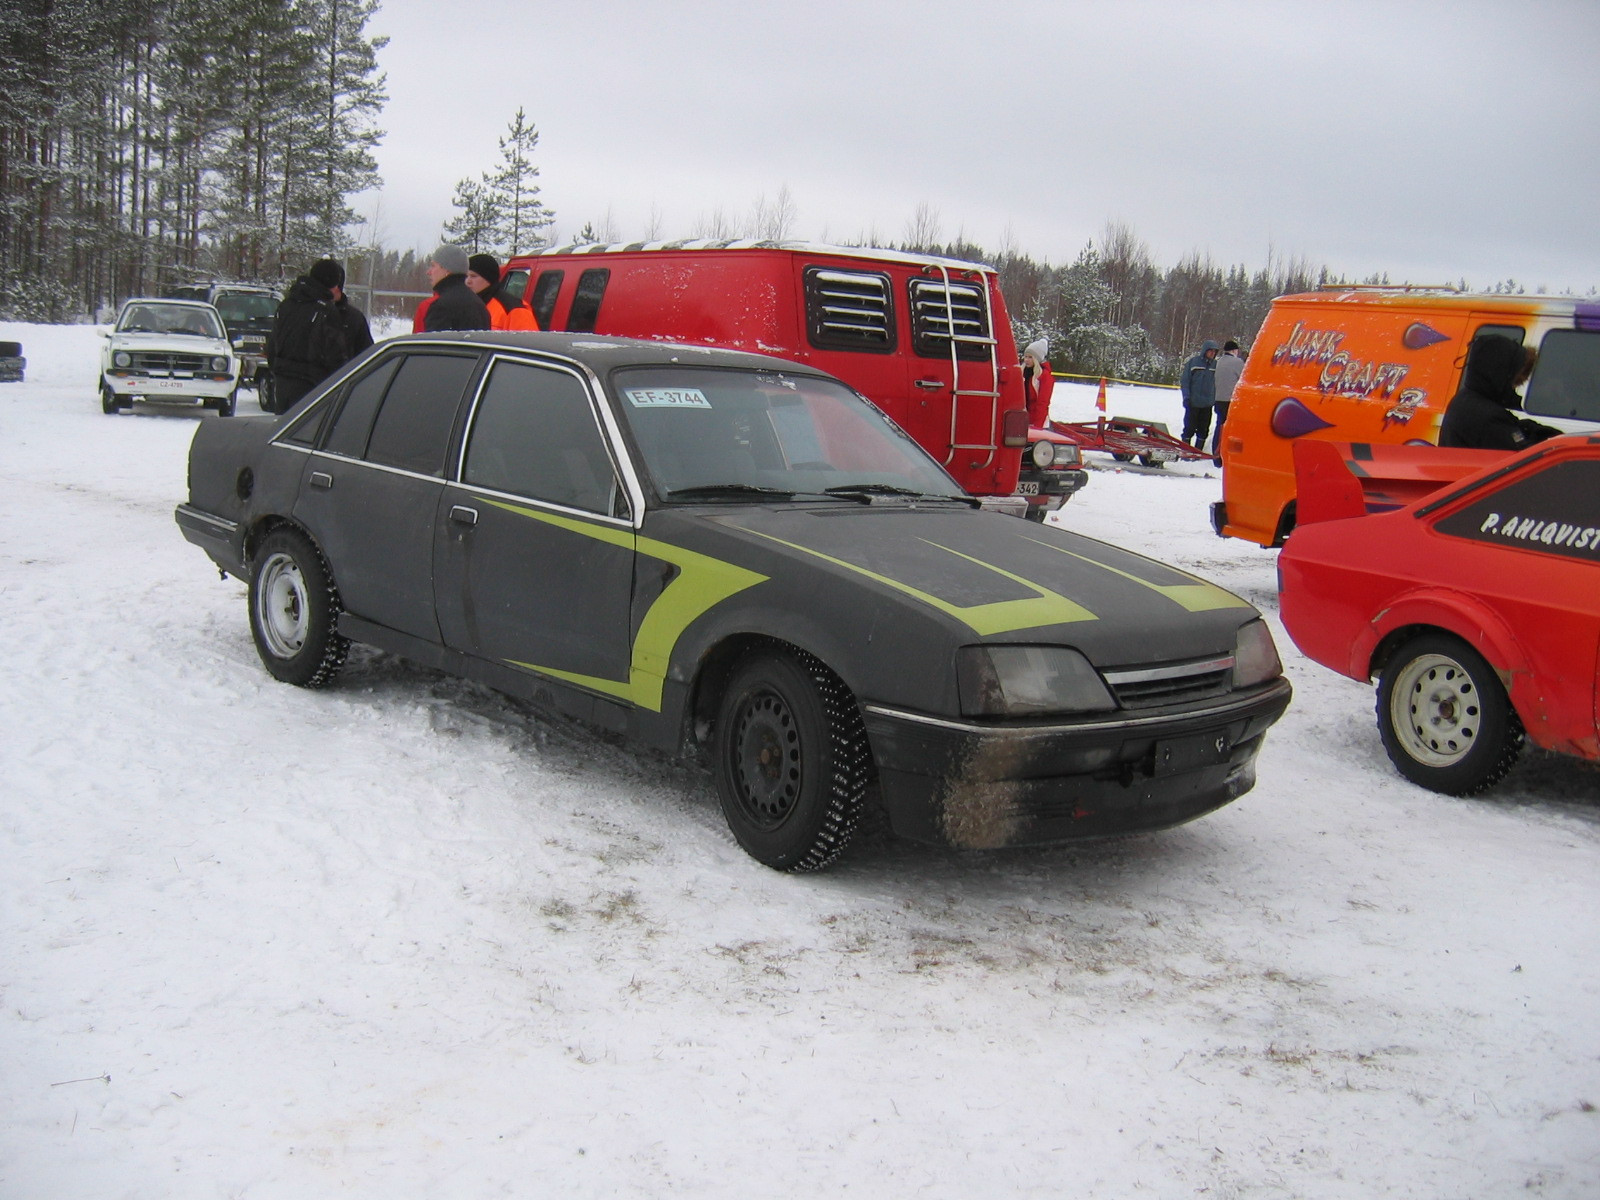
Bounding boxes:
[1,323,1596,1199]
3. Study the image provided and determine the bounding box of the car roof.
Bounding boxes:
[121,297,221,311]
[388,329,841,377]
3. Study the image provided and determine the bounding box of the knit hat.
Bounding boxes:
[1024,338,1048,363]
[1223,339,1240,352]
[309,258,344,290]
[431,244,470,275]
[467,253,501,288]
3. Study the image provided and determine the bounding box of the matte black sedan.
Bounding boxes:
[177,333,1291,871]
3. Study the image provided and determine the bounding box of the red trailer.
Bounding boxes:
[1047,415,1214,468]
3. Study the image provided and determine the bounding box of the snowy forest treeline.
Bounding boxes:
[0,0,385,322]
[0,3,1562,383]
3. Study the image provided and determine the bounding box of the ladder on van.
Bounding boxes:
[922,264,1002,470]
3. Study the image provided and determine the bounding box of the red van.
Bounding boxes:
[503,240,1071,513]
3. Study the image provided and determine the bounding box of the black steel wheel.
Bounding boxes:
[1024,504,1048,523]
[1376,632,1523,794]
[249,527,348,687]
[100,378,123,414]
[258,373,277,412]
[714,649,872,871]
[216,388,237,418]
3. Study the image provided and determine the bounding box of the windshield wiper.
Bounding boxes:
[823,484,979,506]
[666,483,799,501]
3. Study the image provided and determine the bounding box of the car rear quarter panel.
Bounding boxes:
[1282,509,1600,756]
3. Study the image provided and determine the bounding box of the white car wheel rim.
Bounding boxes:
[258,553,308,658]
[1390,652,1481,767]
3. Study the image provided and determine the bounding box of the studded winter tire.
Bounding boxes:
[714,649,872,871]
[1376,631,1523,795]
[249,527,348,688]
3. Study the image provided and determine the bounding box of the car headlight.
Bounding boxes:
[1030,440,1056,469]
[1233,619,1282,688]
[114,350,131,367]
[957,644,1117,717]
[211,356,230,372]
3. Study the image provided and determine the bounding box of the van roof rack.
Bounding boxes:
[1315,282,1464,293]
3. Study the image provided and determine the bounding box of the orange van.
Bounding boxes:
[1212,287,1600,546]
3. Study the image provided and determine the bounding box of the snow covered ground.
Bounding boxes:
[2,321,1596,1199]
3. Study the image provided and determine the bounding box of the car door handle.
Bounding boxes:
[309,471,333,489]
[449,505,478,526]
[914,378,944,390]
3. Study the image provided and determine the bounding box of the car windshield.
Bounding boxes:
[213,292,279,322]
[118,303,224,339]
[611,365,968,502]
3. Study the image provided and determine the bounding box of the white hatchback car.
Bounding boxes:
[101,298,240,417]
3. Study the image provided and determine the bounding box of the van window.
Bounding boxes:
[530,270,564,329]
[1473,324,1525,345]
[1525,330,1600,423]
[501,269,529,304]
[804,267,894,353]
[567,268,611,332]
[909,277,991,361]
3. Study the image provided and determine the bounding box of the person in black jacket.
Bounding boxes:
[265,258,371,413]
[1438,334,1560,451]
[419,244,491,332]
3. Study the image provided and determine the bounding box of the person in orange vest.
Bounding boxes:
[1021,338,1054,427]
[466,253,539,331]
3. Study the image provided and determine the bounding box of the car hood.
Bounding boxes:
[109,332,231,354]
[664,503,1258,667]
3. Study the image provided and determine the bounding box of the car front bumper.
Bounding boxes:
[862,678,1292,848]
[106,374,235,401]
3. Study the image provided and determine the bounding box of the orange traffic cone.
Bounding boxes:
[1095,376,1108,413]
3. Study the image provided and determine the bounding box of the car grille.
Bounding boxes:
[131,351,209,372]
[1103,657,1233,708]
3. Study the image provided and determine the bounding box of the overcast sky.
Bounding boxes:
[355,0,1600,293]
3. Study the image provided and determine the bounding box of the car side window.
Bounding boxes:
[462,359,621,516]
[364,353,480,476]
[322,355,402,458]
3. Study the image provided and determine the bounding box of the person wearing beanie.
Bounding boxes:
[1021,338,1054,427]
[265,256,372,414]
[1179,339,1220,449]
[415,243,490,333]
[309,258,344,291]
[1209,338,1246,463]
[464,253,539,332]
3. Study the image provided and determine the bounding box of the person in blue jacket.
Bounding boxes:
[1179,339,1219,448]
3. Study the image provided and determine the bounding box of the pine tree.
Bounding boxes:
[482,107,552,255]
[441,176,498,252]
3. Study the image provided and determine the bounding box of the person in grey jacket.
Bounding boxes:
[1179,339,1220,448]
[1209,340,1245,461]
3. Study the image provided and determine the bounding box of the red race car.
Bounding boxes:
[1278,435,1600,793]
